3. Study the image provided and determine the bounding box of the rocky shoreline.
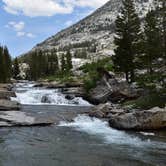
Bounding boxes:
[0,80,165,131]
[0,84,20,111]
[0,83,54,127]
[89,103,166,131]
[31,72,166,131]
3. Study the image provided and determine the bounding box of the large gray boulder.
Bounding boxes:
[0,100,20,111]
[89,102,125,118]
[87,75,140,104]
[109,107,166,130]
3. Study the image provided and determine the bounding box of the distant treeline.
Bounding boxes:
[27,50,73,80]
[0,45,12,83]
[0,45,21,83]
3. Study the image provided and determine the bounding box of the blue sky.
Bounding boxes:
[0,0,108,57]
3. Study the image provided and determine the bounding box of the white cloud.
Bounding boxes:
[6,21,36,38]
[26,33,36,38]
[17,31,25,37]
[7,21,25,31]
[17,32,36,38]
[2,0,108,17]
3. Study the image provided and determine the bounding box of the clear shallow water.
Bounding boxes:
[1,82,165,166]
[0,109,166,166]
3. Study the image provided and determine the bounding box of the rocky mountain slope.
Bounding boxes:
[27,0,154,60]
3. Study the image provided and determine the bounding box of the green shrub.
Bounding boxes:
[81,58,113,92]
[123,90,166,110]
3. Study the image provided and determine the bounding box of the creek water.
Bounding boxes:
[0,82,165,166]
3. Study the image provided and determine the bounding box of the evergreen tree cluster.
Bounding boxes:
[12,58,20,79]
[113,0,165,84]
[28,49,73,80]
[0,45,12,83]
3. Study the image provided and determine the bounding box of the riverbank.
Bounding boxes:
[0,82,166,166]
[29,71,166,131]
[0,84,20,111]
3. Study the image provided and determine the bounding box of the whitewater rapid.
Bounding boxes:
[59,115,166,149]
[11,82,91,106]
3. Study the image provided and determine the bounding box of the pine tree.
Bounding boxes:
[0,45,12,83]
[13,58,20,79]
[52,49,59,74]
[3,46,12,82]
[66,50,73,72]
[155,0,166,62]
[113,0,142,83]
[61,54,66,73]
[0,46,4,83]
[142,10,161,75]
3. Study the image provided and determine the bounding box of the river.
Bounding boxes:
[0,82,166,166]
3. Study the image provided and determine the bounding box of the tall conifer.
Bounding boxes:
[113,0,142,83]
[143,10,161,75]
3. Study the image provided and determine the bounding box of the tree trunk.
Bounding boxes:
[125,72,129,83]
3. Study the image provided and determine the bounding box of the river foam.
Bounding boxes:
[11,83,91,106]
[59,115,166,148]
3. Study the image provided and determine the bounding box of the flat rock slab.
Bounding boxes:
[0,105,92,128]
[0,111,53,127]
[0,100,20,111]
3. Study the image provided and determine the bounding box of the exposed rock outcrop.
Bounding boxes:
[23,0,154,61]
[90,103,166,130]
[87,74,141,104]
[109,107,166,130]
[0,100,20,111]
[0,84,20,111]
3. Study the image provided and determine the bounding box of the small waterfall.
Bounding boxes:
[11,83,91,106]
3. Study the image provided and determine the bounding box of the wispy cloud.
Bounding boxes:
[6,21,36,38]
[17,31,25,37]
[2,0,108,17]
[26,33,36,38]
[6,21,25,31]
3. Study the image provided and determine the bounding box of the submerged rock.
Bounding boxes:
[65,95,75,100]
[109,107,166,130]
[41,95,52,104]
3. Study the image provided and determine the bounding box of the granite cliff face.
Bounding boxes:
[26,0,154,59]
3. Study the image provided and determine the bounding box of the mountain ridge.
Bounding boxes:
[24,0,154,59]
